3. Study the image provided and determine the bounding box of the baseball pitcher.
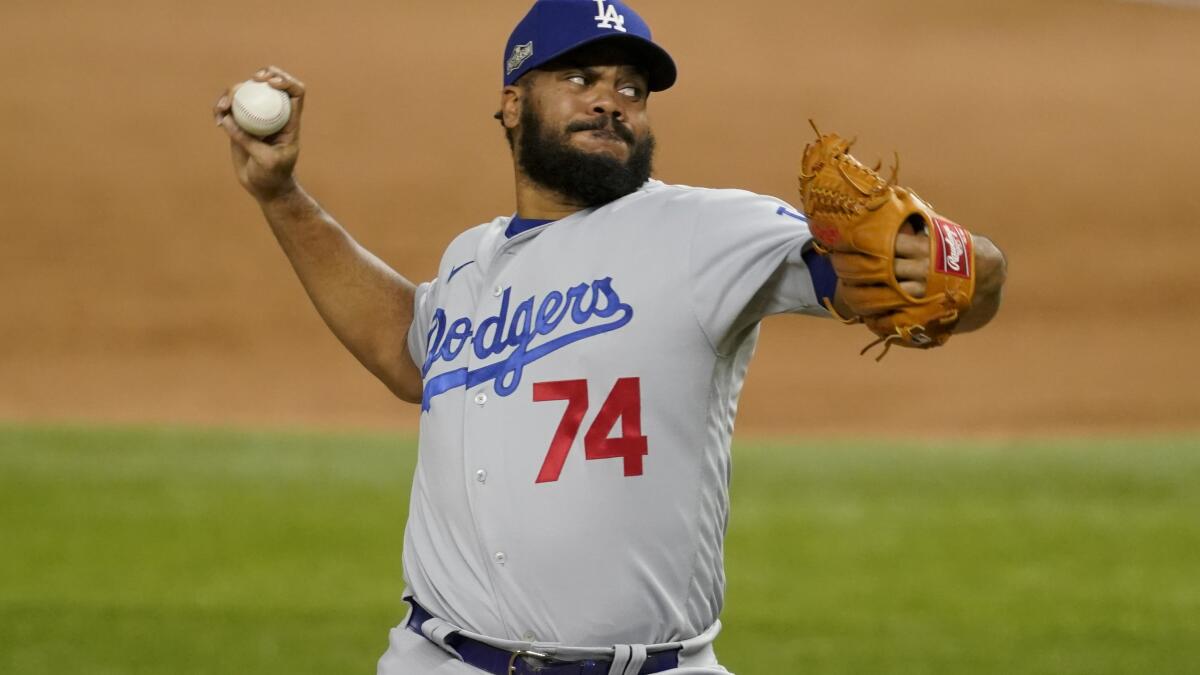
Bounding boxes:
[213,1,1008,673]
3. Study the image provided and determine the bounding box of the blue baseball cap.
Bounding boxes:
[503,0,677,92]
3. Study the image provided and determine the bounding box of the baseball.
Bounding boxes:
[231,80,291,137]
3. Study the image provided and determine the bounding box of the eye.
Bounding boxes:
[567,74,587,86]
[619,85,641,99]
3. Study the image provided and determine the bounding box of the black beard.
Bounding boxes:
[516,105,655,208]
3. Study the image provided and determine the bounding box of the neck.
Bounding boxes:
[513,168,586,221]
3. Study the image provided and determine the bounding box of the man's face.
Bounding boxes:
[509,53,656,208]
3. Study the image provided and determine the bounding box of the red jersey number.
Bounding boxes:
[533,377,648,484]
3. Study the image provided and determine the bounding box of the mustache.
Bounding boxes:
[565,116,636,145]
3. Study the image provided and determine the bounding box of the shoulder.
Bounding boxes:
[443,217,507,253]
[435,216,512,267]
[604,182,807,243]
[636,180,799,218]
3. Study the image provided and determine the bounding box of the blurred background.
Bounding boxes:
[3,0,1198,436]
[2,0,1198,673]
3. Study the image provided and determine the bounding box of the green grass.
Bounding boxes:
[721,438,1200,674]
[2,426,1198,674]
[0,425,410,674]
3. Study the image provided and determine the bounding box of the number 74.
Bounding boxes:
[532,377,648,484]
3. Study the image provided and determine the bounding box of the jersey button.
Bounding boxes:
[494,551,506,565]
[474,392,488,406]
[493,286,503,297]
[475,469,487,484]
[522,631,537,642]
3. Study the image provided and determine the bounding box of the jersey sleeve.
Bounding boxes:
[406,278,439,371]
[687,189,829,352]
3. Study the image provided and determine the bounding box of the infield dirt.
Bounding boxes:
[2,0,1197,436]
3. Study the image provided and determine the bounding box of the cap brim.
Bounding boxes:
[599,34,677,92]
[531,33,677,92]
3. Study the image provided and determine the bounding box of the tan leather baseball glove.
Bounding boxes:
[798,123,975,359]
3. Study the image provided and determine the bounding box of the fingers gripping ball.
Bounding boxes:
[798,122,976,359]
[231,80,291,137]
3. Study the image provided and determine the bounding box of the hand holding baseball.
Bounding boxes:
[214,66,305,202]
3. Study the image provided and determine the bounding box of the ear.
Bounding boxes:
[500,85,523,130]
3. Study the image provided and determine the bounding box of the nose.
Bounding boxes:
[593,102,622,120]
[589,84,624,120]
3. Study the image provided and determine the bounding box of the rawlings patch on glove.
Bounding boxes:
[798,122,975,359]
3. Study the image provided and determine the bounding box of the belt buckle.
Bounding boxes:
[507,649,552,674]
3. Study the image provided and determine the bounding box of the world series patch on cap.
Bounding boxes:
[503,0,677,91]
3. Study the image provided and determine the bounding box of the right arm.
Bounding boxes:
[214,66,423,404]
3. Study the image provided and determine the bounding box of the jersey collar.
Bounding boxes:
[504,215,555,239]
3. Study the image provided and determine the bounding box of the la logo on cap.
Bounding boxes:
[593,0,627,32]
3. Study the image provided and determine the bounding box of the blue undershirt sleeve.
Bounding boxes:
[802,247,838,305]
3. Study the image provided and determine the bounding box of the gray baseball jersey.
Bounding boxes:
[402,179,826,648]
